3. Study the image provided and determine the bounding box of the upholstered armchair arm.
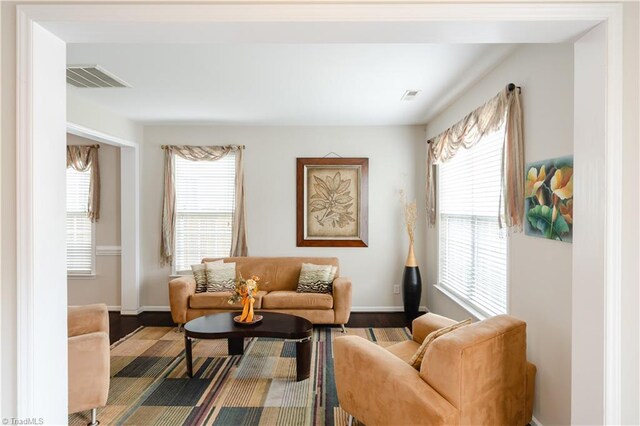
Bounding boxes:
[68,303,109,338]
[169,276,196,324]
[412,312,457,344]
[334,335,458,426]
[68,331,110,414]
[332,277,352,325]
[525,362,537,424]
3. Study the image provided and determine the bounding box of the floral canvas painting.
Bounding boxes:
[296,158,368,247]
[306,167,359,238]
[525,155,573,242]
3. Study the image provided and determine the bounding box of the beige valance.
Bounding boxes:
[161,145,248,266]
[66,145,100,222]
[426,85,524,230]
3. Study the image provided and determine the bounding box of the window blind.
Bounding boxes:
[174,153,236,273]
[66,167,94,275]
[438,125,507,317]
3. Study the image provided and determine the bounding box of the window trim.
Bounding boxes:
[435,138,510,319]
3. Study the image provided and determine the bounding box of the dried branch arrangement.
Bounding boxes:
[400,190,417,244]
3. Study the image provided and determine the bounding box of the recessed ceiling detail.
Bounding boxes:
[66,65,130,88]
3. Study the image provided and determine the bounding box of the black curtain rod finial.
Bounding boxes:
[507,83,521,93]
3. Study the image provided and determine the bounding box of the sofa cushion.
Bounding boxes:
[205,261,236,292]
[408,318,472,369]
[296,263,334,294]
[190,290,267,309]
[262,291,333,310]
[201,257,339,292]
[191,263,208,293]
[386,340,421,363]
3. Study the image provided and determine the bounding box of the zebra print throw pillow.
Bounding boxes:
[205,261,236,292]
[296,263,335,294]
[191,263,208,293]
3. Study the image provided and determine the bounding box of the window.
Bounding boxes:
[438,125,507,317]
[174,153,236,274]
[66,167,95,275]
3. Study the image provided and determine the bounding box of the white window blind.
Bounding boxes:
[438,125,507,317]
[66,167,94,275]
[174,153,236,274]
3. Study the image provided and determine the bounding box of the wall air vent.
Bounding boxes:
[66,65,131,88]
[401,90,420,101]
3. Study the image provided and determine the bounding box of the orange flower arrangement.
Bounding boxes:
[228,275,260,322]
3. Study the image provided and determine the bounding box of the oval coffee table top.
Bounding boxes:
[184,311,313,340]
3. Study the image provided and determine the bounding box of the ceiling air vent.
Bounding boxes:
[66,65,131,88]
[401,90,420,101]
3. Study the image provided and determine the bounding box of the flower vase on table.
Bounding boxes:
[228,275,263,324]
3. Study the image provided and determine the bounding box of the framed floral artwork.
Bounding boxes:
[296,158,369,247]
[524,155,573,242]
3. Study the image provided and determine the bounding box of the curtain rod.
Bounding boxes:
[161,144,245,149]
[427,83,520,145]
[507,83,522,93]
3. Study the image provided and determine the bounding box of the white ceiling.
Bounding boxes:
[67,43,518,125]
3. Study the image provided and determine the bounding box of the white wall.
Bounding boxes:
[141,126,426,310]
[621,3,640,424]
[67,134,121,308]
[572,25,607,424]
[1,1,19,416]
[424,44,574,425]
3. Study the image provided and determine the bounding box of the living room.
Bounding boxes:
[1,2,639,426]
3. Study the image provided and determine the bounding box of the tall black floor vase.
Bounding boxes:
[402,266,422,322]
[402,242,422,322]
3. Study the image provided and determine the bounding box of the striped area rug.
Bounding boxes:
[69,326,410,426]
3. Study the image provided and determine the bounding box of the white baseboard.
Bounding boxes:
[114,305,427,314]
[351,305,428,313]
[139,305,171,312]
[107,305,121,312]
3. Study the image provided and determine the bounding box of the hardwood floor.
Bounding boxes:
[109,311,174,344]
[108,311,425,343]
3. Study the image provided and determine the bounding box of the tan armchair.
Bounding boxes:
[68,304,110,426]
[334,313,537,426]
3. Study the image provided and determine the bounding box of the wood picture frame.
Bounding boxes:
[296,157,369,247]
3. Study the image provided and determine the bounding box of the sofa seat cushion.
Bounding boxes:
[262,291,333,310]
[190,291,267,309]
[385,340,421,363]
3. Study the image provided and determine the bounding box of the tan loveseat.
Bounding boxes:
[68,304,110,426]
[334,313,537,426]
[169,257,352,327]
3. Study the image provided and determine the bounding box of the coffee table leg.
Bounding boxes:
[185,335,193,378]
[228,337,244,355]
[296,337,312,381]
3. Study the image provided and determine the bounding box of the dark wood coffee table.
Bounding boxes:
[184,311,313,381]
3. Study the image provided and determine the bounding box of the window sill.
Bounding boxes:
[170,273,189,279]
[68,274,96,280]
[434,284,488,321]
